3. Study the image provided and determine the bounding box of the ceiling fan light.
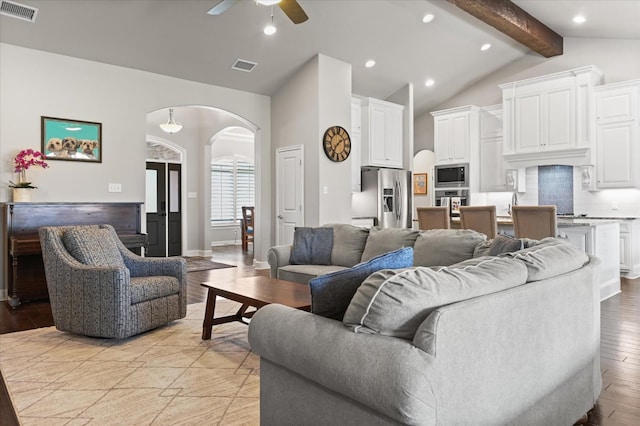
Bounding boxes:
[256,0,281,6]
[159,108,183,134]
[264,24,276,35]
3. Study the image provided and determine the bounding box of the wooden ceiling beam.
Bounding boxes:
[447,0,563,58]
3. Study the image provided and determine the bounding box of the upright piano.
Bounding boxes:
[3,202,147,307]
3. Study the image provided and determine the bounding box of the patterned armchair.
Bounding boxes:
[39,224,187,339]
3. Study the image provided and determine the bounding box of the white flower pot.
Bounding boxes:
[13,188,32,202]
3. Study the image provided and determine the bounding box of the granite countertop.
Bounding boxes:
[450,215,632,228]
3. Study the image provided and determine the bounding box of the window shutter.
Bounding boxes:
[211,158,255,224]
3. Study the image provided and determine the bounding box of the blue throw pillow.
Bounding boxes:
[309,246,414,320]
[290,227,334,265]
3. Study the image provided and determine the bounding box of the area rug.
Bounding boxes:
[0,302,259,425]
[184,256,236,273]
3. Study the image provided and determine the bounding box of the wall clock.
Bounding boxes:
[323,125,351,162]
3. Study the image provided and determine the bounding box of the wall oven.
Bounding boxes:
[435,189,468,217]
[434,163,469,188]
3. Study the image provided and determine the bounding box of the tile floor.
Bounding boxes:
[0,301,259,425]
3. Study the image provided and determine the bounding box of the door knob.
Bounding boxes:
[277,215,283,219]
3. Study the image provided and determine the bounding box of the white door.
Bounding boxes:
[276,146,304,245]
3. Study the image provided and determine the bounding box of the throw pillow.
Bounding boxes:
[413,229,487,267]
[487,234,525,256]
[62,226,125,267]
[325,223,370,267]
[360,227,420,262]
[289,227,334,265]
[343,256,528,340]
[309,247,413,320]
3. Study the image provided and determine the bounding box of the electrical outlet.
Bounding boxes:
[108,183,122,193]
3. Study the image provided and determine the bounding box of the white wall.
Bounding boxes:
[318,55,353,225]
[272,53,352,230]
[0,43,271,297]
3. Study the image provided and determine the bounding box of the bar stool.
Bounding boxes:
[511,205,557,240]
[416,207,450,230]
[459,205,497,239]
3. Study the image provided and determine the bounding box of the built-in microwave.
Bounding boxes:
[434,163,469,188]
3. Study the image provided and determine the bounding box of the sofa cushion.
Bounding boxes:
[504,237,589,282]
[343,256,528,339]
[62,226,125,267]
[413,229,486,267]
[289,227,334,265]
[325,223,370,267]
[360,227,420,262]
[278,264,348,285]
[487,234,539,256]
[130,276,181,304]
[309,247,414,320]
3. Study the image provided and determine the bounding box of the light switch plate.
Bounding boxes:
[108,183,122,193]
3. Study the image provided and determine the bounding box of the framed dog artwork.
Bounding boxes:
[41,116,102,163]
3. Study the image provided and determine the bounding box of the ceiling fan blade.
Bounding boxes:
[207,0,239,15]
[279,0,308,24]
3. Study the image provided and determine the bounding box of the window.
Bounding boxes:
[211,157,255,224]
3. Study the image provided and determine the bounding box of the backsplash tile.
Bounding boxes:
[538,165,573,215]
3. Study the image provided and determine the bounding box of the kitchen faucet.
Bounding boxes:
[508,192,518,216]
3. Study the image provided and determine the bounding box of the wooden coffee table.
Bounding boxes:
[201,276,311,340]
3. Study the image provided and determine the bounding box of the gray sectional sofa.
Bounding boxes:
[267,224,487,284]
[253,225,602,425]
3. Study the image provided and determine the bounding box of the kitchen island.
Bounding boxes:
[451,216,621,300]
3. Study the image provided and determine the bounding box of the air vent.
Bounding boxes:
[231,59,257,73]
[0,0,38,22]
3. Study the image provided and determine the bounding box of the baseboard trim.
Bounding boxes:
[254,260,269,270]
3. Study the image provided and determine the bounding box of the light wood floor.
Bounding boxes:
[1,246,639,425]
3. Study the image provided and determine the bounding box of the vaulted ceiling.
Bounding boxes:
[1,0,638,117]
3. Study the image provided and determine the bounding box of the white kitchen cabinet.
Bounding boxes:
[432,105,479,165]
[478,105,526,192]
[594,80,640,189]
[351,97,362,192]
[361,97,404,168]
[499,66,603,167]
[619,219,640,278]
[559,221,620,300]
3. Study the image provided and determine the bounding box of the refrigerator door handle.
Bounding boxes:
[395,179,402,221]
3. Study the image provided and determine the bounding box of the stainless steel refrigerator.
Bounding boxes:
[353,167,412,228]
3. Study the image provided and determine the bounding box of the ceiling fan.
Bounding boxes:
[207,0,309,24]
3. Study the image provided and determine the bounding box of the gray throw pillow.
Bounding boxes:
[343,256,528,340]
[309,247,413,320]
[360,227,420,262]
[325,223,370,267]
[289,227,334,265]
[62,226,125,267]
[488,234,524,256]
[413,229,486,267]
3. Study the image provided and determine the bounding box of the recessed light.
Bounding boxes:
[573,15,586,24]
[422,13,434,23]
[481,43,491,51]
[365,59,376,68]
[264,24,276,35]
[425,79,435,87]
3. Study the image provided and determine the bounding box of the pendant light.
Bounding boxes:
[159,108,183,134]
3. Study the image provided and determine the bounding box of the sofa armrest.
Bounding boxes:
[267,244,292,278]
[248,304,436,424]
